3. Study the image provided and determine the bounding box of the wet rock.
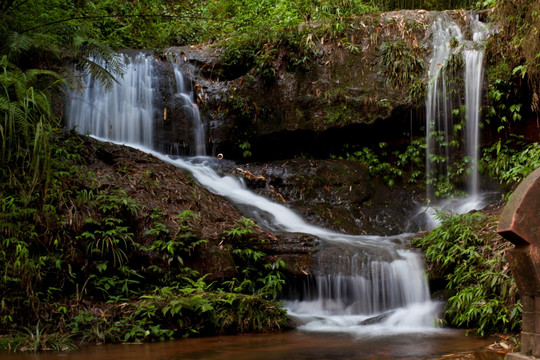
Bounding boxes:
[260,232,320,275]
[234,159,422,236]
[359,311,396,325]
[164,11,452,161]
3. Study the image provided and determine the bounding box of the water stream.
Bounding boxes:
[67,50,441,336]
[464,15,490,196]
[0,331,503,360]
[171,59,206,156]
[67,53,156,148]
[423,13,492,227]
[425,14,463,200]
[64,23,496,354]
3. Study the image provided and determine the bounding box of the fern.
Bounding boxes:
[68,36,124,89]
[0,55,65,196]
[7,32,34,57]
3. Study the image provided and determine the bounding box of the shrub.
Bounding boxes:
[412,211,521,336]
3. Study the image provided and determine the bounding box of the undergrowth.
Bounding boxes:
[0,131,288,351]
[482,137,540,188]
[413,211,521,336]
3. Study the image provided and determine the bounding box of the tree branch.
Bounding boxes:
[21,13,207,34]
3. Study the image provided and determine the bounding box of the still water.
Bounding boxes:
[0,330,504,360]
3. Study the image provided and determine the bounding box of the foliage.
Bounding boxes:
[15,323,77,352]
[484,53,526,136]
[239,141,252,159]
[135,285,287,338]
[0,0,127,327]
[3,0,527,350]
[79,190,140,267]
[145,209,206,267]
[221,218,286,300]
[0,142,289,347]
[331,139,425,188]
[332,134,468,197]
[413,212,521,336]
[372,0,478,10]
[482,138,540,186]
[59,283,287,345]
[491,0,540,118]
[379,39,427,102]
[0,56,65,197]
[0,132,85,328]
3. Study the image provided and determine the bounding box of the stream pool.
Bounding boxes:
[0,330,505,360]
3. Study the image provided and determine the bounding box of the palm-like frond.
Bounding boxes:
[7,31,33,57]
[67,36,124,89]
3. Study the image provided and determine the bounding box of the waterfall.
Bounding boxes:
[171,59,207,156]
[425,14,490,201]
[140,148,440,334]
[285,249,432,318]
[420,14,492,228]
[66,52,207,155]
[464,16,490,196]
[67,53,156,148]
[425,14,463,200]
[66,51,441,335]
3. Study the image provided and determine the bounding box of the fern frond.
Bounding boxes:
[0,93,10,111]
[1,67,25,90]
[69,36,124,88]
[78,57,121,89]
[7,31,34,57]
[25,68,64,86]
[29,32,62,60]
[0,55,15,70]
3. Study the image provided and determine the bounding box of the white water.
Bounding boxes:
[90,138,442,335]
[67,52,207,155]
[413,192,497,229]
[67,52,443,336]
[425,14,490,200]
[67,53,156,148]
[171,58,207,156]
[464,15,490,196]
[422,14,492,227]
[425,15,463,200]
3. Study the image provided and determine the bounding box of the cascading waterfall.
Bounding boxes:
[422,13,492,227]
[425,14,491,198]
[285,249,435,333]
[425,14,463,200]
[464,16,490,196]
[66,50,442,335]
[143,149,440,335]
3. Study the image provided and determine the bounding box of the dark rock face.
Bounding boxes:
[233,159,422,236]
[166,10,442,160]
